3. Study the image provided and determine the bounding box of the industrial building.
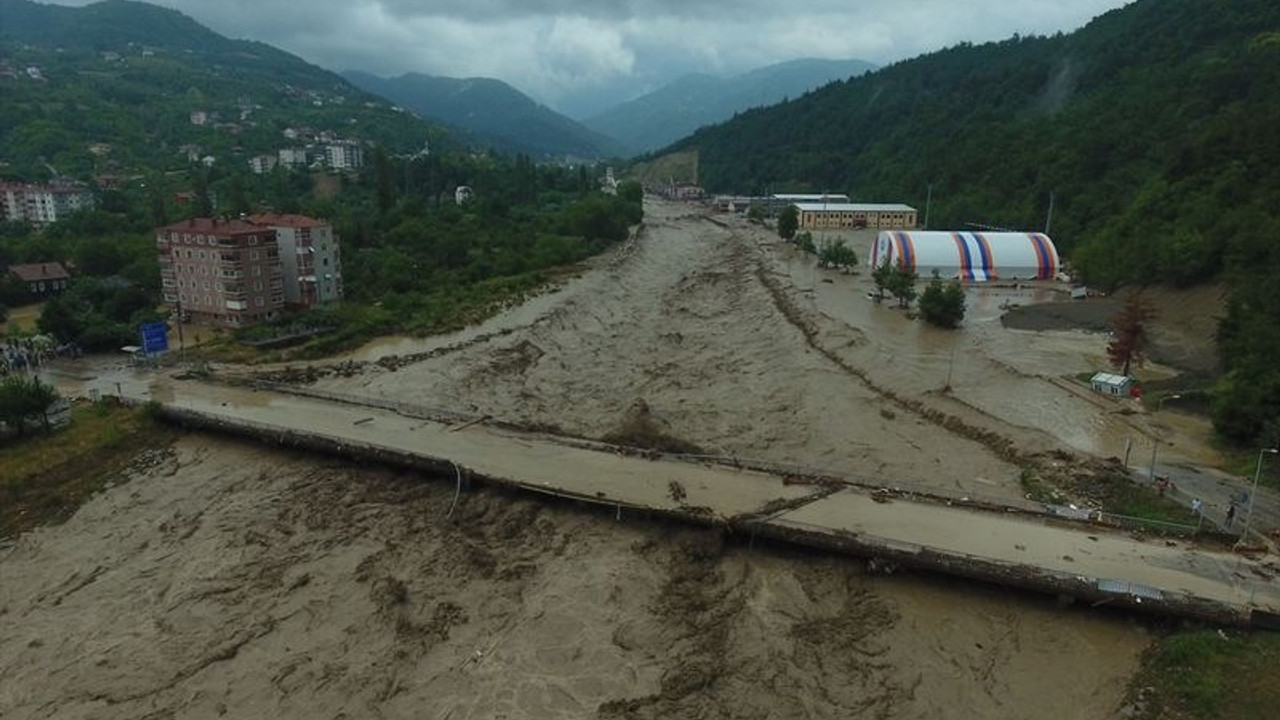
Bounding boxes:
[795,203,918,230]
[768,193,849,217]
[869,231,1060,281]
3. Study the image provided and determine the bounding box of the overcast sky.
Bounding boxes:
[49,0,1133,117]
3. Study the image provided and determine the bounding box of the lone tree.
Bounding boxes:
[871,261,918,307]
[1107,293,1156,376]
[795,231,816,254]
[777,204,798,240]
[0,375,60,437]
[918,271,967,328]
[818,238,858,270]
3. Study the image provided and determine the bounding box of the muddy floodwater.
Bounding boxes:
[5,200,1179,719]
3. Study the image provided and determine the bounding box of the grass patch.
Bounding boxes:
[1019,467,1057,503]
[1128,629,1280,719]
[0,401,176,539]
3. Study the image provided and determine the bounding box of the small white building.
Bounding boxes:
[455,186,474,205]
[1090,372,1134,397]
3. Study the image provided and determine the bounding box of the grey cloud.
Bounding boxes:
[45,0,1133,113]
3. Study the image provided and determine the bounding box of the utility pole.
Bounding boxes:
[1242,447,1278,541]
[1148,394,1182,481]
[1045,191,1055,235]
[924,183,933,230]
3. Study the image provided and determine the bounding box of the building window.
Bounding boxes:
[197,235,205,245]
[249,236,258,245]
[253,265,261,276]
[179,293,187,303]
[255,296,265,307]
[251,250,260,261]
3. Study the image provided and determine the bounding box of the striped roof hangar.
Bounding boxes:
[870,231,1060,282]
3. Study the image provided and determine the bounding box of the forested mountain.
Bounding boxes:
[0,0,442,179]
[344,71,624,161]
[584,58,876,156]
[664,0,1280,442]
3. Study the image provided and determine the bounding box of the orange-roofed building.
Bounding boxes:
[155,218,283,327]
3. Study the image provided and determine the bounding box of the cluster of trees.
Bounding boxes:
[223,153,642,351]
[0,375,59,438]
[0,211,163,351]
[667,0,1280,442]
[872,263,918,308]
[870,264,966,328]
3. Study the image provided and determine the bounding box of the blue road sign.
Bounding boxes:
[140,321,169,355]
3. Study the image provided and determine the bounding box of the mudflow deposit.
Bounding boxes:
[3,200,1181,718]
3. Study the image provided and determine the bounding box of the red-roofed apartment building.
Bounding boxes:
[8,262,70,296]
[248,214,343,308]
[155,218,283,327]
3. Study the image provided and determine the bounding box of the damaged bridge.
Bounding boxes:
[138,380,1280,628]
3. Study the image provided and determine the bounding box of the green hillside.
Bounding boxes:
[344,71,624,160]
[665,0,1280,442]
[0,0,444,179]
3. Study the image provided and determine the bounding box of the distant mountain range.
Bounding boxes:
[0,0,441,179]
[583,59,877,156]
[343,71,624,161]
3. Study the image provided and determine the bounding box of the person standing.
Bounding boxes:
[1226,503,1237,528]
[1191,497,1204,516]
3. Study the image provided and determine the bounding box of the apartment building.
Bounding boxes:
[248,214,343,308]
[156,218,283,327]
[324,140,364,170]
[0,181,95,227]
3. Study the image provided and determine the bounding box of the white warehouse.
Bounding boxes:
[869,231,1060,281]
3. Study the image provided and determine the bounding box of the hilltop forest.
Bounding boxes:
[667,0,1280,443]
[0,0,442,178]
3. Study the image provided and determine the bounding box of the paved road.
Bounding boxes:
[101,377,1280,624]
[1155,461,1280,540]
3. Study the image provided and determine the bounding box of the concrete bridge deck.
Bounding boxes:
[138,379,1280,627]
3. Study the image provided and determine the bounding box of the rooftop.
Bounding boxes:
[793,202,918,213]
[248,213,328,229]
[9,262,70,282]
[156,218,266,235]
[772,193,849,201]
[1091,372,1132,386]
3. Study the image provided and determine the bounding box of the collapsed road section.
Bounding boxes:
[144,379,1280,628]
